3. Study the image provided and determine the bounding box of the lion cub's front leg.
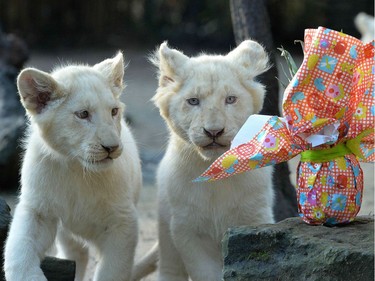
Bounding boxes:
[171,218,222,281]
[92,206,138,281]
[4,204,57,281]
[56,228,89,281]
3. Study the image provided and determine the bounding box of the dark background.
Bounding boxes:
[0,0,373,52]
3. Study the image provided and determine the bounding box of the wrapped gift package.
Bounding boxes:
[196,27,374,225]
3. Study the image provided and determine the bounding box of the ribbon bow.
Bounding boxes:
[196,27,375,225]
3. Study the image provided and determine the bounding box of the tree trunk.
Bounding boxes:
[230,0,298,221]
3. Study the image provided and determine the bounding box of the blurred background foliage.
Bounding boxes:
[0,0,373,51]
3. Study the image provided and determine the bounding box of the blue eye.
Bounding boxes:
[112,108,119,116]
[225,96,237,104]
[187,98,200,106]
[75,110,89,119]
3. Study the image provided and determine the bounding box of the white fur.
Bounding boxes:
[134,41,275,281]
[354,12,375,43]
[4,53,142,281]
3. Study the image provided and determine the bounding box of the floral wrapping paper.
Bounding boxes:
[196,27,375,225]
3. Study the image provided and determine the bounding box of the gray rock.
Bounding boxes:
[0,66,25,158]
[223,216,374,281]
[0,198,11,281]
[0,197,11,255]
[41,257,76,281]
[0,28,29,189]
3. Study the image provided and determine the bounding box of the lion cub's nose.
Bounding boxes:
[101,144,119,153]
[203,128,225,138]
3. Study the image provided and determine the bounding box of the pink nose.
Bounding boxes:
[203,128,224,138]
[101,145,119,153]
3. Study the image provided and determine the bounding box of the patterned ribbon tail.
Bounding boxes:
[346,129,374,161]
[194,116,303,182]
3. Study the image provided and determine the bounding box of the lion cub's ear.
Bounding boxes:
[227,40,270,78]
[94,52,124,97]
[155,42,189,87]
[17,68,62,115]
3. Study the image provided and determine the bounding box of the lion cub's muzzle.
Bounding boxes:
[201,127,228,149]
[99,143,122,161]
[82,142,123,168]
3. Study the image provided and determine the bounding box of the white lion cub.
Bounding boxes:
[4,53,142,281]
[133,40,275,281]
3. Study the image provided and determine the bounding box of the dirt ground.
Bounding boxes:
[1,48,374,281]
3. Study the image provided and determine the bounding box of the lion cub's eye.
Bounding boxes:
[187,98,200,106]
[111,108,119,116]
[225,96,237,104]
[75,110,89,119]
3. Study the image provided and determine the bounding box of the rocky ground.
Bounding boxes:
[1,48,373,280]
